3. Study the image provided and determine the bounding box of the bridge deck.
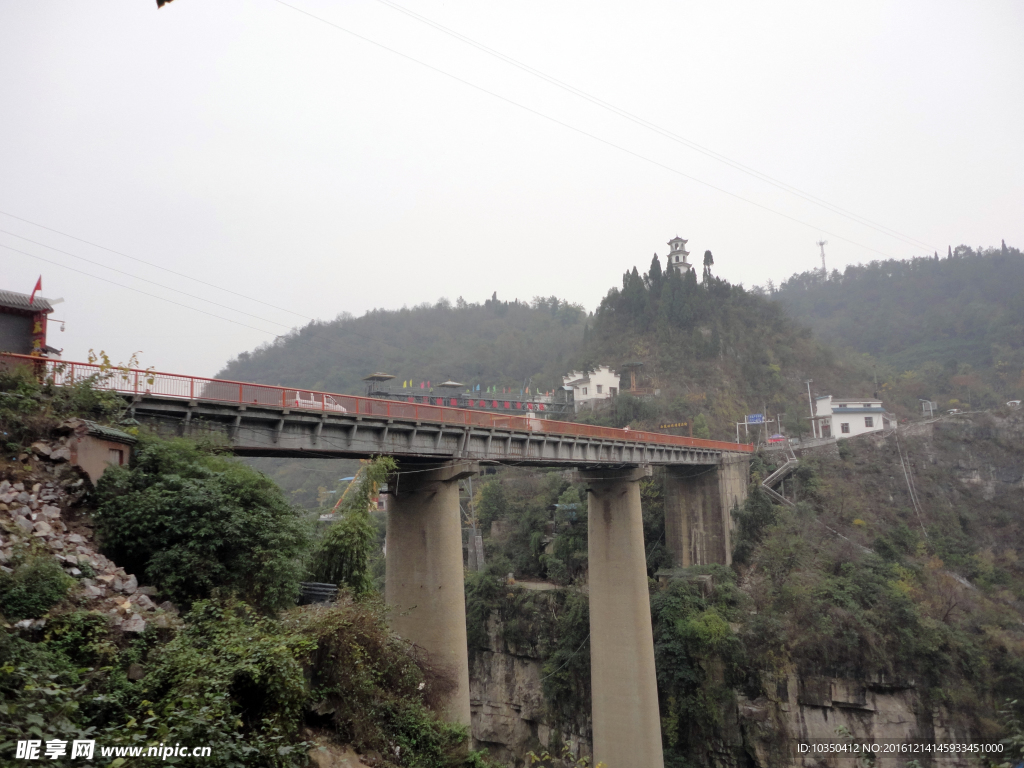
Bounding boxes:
[1,353,753,466]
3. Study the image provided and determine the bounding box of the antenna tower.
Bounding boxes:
[817,240,828,275]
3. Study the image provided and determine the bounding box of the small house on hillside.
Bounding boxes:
[562,366,619,412]
[813,396,893,439]
[57,419,137,484]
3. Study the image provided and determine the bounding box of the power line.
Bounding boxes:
[0,209,316,321]
[0,230,295,330]
[374,0,936,252]
[0,242,279,336]
[270,0,912,264]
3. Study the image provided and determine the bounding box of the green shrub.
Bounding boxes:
[308,456,395,594]
[93,434,309,612]
[0,554,73,621]
[731,484,780,564]
[294,594,472,766]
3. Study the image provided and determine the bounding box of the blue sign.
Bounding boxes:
[747,413,764,424]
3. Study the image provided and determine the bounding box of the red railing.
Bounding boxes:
[0,353,753,454]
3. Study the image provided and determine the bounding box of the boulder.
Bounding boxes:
[32,520,53,536]
[133,594,156,611]
[122,614,146,633]
[123,574,138,595]
[14,517,33,534]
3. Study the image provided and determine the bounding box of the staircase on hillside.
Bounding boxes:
[761,448,798,507]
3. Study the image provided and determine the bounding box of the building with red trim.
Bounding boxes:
[0,289,59,358]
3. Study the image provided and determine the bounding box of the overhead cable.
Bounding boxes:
[270,0,912,264]
[374,0,936,252]
[0,209,315,321]
[0,230,294,330]
[0,243,279,336]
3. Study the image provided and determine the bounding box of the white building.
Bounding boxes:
[665,236,692,273]
[813,396,892,439]
[563,366,619,412]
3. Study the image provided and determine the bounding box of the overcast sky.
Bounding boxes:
[2,1,1022,378]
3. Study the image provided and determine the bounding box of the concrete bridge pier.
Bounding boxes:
[385,461,479,725]
[664,456,750,567]
[580,466,665,768]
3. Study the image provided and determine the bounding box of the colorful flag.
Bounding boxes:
[29,276,42,306]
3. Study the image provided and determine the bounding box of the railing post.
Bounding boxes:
[133,371,139,396]
[190,378,194,400]
[238,383,243,404]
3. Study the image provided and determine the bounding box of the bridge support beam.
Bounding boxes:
[580,466,664,768]
[664,456,750,567]
[385,461,478,726]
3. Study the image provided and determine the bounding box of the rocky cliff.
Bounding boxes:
[465,411,1024,767]
[470,606,592,767]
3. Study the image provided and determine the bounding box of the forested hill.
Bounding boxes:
[218,296,588,396]
[577,256,873,436]
[220,261,874,442]
[771,243,1024,398]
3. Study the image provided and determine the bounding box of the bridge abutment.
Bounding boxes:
[580,466,664,768]
[664,456,750,567]
[385,461,478,725]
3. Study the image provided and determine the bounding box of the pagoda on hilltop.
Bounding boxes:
[666,236,691,273]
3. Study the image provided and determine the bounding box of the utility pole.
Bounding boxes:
[817,240,828,277]
[805,379,816,439]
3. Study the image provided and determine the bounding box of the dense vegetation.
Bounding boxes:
[219,295,587,396]
[0,368,494,767]
[94,436,310,612]
[571,256,874,439]
[464,414,1024,766]
[772,242,1024,412]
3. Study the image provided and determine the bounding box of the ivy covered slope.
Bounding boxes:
[0,367,495,768]
[576,256,874,438]
[772,243,1024,412]
[218,295,587,395]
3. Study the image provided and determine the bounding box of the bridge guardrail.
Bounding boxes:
[0,353,753,455]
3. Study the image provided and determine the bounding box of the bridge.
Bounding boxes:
[2,352,753,768]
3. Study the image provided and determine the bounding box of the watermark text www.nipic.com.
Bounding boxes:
[15,740,213,760]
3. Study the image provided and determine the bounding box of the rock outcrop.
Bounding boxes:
[470,609,591,767]
[0,440,177,633]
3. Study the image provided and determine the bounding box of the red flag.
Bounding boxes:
[29,276,42,305]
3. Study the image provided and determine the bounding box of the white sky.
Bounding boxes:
[2,1,1022,378]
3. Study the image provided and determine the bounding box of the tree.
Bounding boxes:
[94,435,310,611]
[647,253,664,299]
[692,413,710,439]
[702,249,714,283]
[309,456,396,594]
